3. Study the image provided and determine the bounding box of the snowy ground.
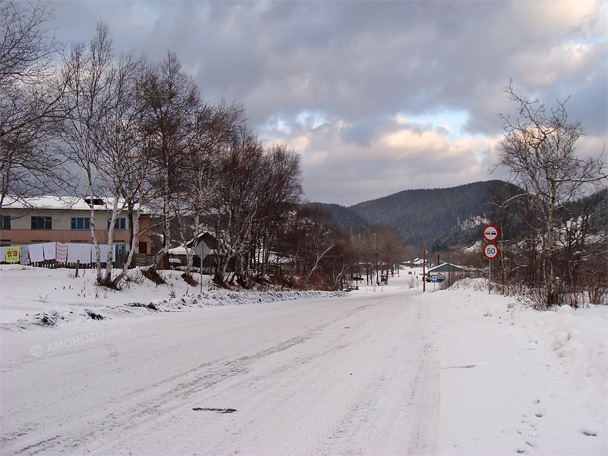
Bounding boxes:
[0,265,606,455]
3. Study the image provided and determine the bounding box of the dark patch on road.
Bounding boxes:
[192,407,237,414]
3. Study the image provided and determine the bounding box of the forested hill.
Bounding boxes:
[349,180,519,247]
[303,203,370,231]
[310,180,520,248]
[311,181,606,251]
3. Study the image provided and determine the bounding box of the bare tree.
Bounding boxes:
[210,126,265,284]
[0,0,68,207]
[369,225,406,281]
[92,51,150,286]
[277,206,340,287]
[180,100,246,277]
[204,130,304,286]
[555,189,607,305]
[497,82,607,306]
[253,143,302,277]
[57,23,115,283]
[138,51,200,269]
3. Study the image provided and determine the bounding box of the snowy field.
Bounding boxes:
[0,264,606,455]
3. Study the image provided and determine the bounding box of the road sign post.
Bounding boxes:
[422,238,426,293]
[483,225,499,295]
[483,243,499,294]
[195,241,211,293]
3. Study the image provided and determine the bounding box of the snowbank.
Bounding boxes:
[432,278,607,452]
[0,264,343,329]
[504,302,608,426]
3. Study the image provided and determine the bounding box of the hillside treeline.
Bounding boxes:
[350,180,519,248]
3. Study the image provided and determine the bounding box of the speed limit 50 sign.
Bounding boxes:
[483,243,499,260]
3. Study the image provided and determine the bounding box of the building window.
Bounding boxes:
[115,243,128,255]
[1,215,10,230]
[108,217,127,230]
[71,217,90,231]
[31,216,52,230]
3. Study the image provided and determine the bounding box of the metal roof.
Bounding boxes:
[428,263,465,273]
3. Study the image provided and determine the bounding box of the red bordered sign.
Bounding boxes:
[483,225,499,242]
[483,243,499,260]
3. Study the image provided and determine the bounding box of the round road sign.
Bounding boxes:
[483,225,499,242]
[483,243,499,260]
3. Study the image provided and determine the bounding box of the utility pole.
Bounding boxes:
[422,237,426,293]
[489,258,492,295]
[386,244,390,283]
[374,232,378,285]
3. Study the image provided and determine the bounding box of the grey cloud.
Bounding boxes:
[48,0,607,205]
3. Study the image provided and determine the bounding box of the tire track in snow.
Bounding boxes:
[114,292,434,455]
[318,296,439,455]
[3,299,377,455]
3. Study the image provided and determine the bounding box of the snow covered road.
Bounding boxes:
[2,289,441,455]
[1,270,606,455]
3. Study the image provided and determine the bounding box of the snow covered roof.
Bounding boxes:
[185,231,218,249]
[408,258,426,265]
[168,245,191,255]
[2,196,148,213]
[428,263,465,273]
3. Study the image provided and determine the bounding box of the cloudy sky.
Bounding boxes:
[49,0,607,206]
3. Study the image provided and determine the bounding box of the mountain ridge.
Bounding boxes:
[308,180,521,248]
